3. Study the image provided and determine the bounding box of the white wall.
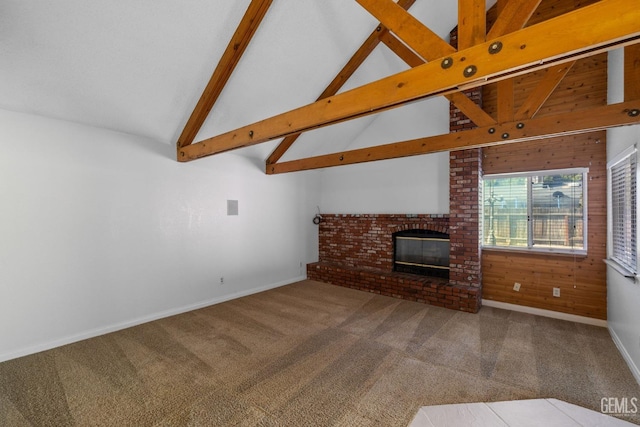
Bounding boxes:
[607,123,640,384]
[319,97,451,214]
[0,109,320,362]
[606,49,640,384]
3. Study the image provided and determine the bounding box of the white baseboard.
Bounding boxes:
[609,327,640,386]
[0,275,306,364]
[482,299,608,328]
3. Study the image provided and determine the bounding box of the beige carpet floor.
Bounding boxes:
[0,280,639,426]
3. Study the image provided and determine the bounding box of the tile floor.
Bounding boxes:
[409,399,636,426]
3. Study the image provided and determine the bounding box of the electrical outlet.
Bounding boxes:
[220,277,224,284]
[513,282,521,292]
[553,287,560,297]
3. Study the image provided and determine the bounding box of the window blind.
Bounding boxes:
[610,150,637,274]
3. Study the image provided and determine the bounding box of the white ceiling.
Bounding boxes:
[0,0,469,161]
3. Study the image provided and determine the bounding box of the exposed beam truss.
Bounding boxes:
[268,100,640,174]
[178,0,640,171]
[179,0,640,162]
[377,21,496,127]
[492,0,541,124]
[268,0,492,165]
[266,0,416,166]
[487,0,540,39]
[355,0,455,61]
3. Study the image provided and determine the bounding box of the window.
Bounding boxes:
[482,168,588,254]
[607,147,637,276]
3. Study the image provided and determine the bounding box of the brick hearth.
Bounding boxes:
[307,261,480,313]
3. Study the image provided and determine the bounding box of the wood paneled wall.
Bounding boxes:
[481,132,607,319]
[480,0,608,319]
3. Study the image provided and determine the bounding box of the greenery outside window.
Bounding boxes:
[482,168,588,254]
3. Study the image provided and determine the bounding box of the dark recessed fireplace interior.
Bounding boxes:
[393,230,450,279]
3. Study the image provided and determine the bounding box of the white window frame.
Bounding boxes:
[606,145,638,280]
[481,167,589,255]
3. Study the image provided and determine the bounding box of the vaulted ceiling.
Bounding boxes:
[2,0,639,173]
[0,1,458,156]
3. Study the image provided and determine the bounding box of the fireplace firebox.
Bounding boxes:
[393,230,450,278]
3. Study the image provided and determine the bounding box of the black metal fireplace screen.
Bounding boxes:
[393,230,450,278]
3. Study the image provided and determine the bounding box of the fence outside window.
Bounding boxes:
[482,168,588,254]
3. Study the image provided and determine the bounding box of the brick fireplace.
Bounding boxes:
[314,214,448,271]
[307,213,480,313]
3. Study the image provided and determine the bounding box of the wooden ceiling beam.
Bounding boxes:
[447,92,497,127]
[267,100,640,174]
[497,80,515,123]
[379,31,496,127]
[355,0,455,62]
[178,0,640,162]
[487,0,541,39]
[457,0,486,50]
[176,0,273,149]
[266,28,380,166]
[515,61,576,120]
[491,0,541,123]
[266,0,416,166]
[378,31,421,67]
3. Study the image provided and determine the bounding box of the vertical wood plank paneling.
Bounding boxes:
[480,0,607,320]
[482,132,607,319]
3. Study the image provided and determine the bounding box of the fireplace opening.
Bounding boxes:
[393,230,450,279]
